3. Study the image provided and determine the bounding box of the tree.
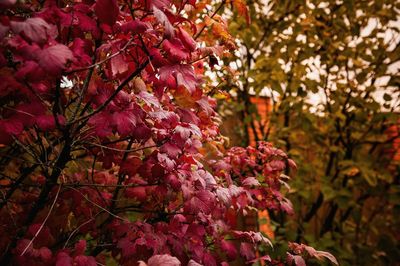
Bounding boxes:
[0,0,338,265]
[217,0,400,265]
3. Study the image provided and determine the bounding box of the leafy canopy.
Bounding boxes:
[0,0,338,265]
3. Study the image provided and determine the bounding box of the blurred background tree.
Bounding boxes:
[209,0,400,265]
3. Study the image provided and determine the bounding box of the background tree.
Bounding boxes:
[216,0,400,265]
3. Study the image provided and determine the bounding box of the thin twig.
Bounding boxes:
[66,186,129,222]
[82,141,159,153]
[63,213,100,249]
[20,185,62,256]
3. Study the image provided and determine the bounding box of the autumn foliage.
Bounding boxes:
[0,0,337,265]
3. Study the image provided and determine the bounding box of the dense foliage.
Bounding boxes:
[217,0,400,265]
[0,0,340,265]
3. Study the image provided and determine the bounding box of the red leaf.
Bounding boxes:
[163,38,190,62]
[10,18,52,44]
[160,142,181,158]
[0,23,10,40]
[94,0,119,26]
[165,174,181,190]
[119,156,142,176]
[35,114,65,131]
[120,20,148,34]
[220,240,237,260]
[159,65,199,93]
[88,113,113,138]
[111,111,138,136]
[0,0,16,8]
[177,27,196,52]
[38,247,52,261]
[56,252,73,266]
[74,255,97,266]
[125,186,147,201]
[35,44,74,75]
[70,38,92,66]
[117,238,136,258]
[74,240,86,255]
[196,97,215,117]
[15,61,46,82]
[110,54,129,76]
[186,190,216,214]
[0,120,23,136]
[203,252,217,266]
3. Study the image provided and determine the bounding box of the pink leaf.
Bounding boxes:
[314,250,338,265]
[187,260,202,266]
[242,177,260,187]
[304,246,338,265]
[10,18,52,44]
[239,242,255,261]
[252,232,273,247]
[152,0,171,9]
[288,159,297,170]
[216,187,231,206]
[286,253,306,266]
[35,44,73,74]
[153,6,174,38]
[147,254,181,266]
